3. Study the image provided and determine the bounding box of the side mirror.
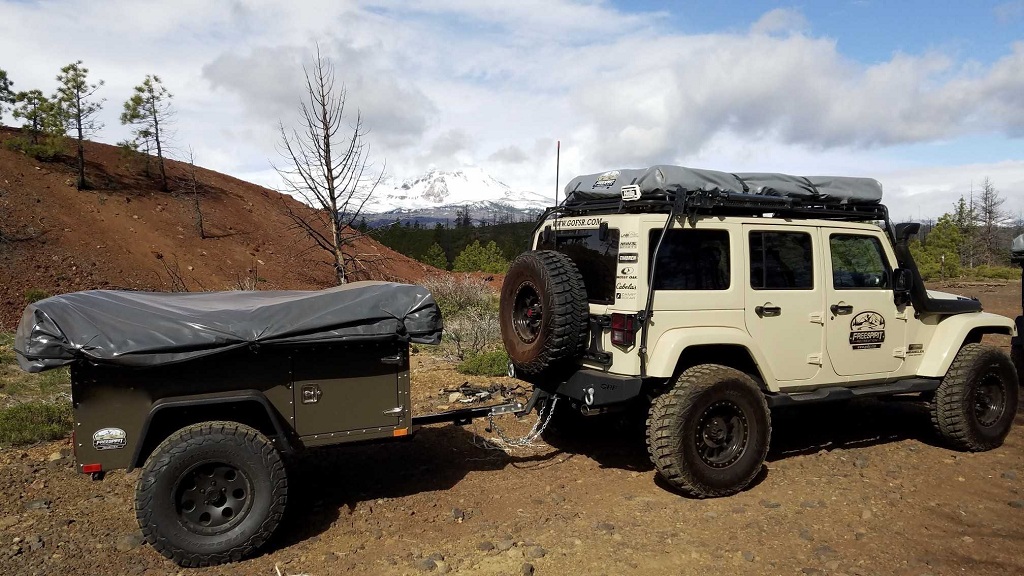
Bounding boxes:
[893,268,914,292]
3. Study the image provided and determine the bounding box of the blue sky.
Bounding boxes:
[1,0,1021,221]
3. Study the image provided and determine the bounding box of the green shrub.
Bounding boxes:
[457,349,509,376]
[0,401,73,446]
[421,275,501,360]
[964,265,1019,281]
[24,288,50,303]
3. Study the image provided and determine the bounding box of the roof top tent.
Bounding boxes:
[556,165,886,221]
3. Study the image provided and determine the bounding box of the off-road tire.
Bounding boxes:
[135,421,288,567]
[500,250,588,376]
[646,365,771,497]
[931,344,1018,451]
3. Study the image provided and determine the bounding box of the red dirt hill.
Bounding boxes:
[0,128,437,330]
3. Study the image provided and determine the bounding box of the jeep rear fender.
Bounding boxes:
[916,312,1016,378]
[646,327,775,390]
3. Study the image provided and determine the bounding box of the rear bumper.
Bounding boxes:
[552,369,644,407]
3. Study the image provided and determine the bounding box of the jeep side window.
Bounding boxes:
[649,229,730,290]
[829,234,890,289]
[749,231,814,290]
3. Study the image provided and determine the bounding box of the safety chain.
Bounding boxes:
[482,396,559,453]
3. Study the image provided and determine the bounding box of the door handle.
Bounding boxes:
[382,406,404,416]
[755,303,782,317]
[830,303,854,315]
[381,353,404,365]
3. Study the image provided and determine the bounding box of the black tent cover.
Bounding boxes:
[564,165,883,206]
[15,281,443,373]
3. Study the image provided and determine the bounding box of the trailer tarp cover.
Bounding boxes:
[15,281,443,372]
[564,165,883,205]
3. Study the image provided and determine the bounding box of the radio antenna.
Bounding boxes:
[554,140,561,206]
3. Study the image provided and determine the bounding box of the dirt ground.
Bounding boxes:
[1,281,1022,576]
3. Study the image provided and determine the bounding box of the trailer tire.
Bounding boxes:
[135,421,287,567]
[646,365,771,498]
[931,344,1018,451]
[500,250,589,376]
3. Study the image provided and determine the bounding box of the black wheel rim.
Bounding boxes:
[174,461,254,535]
[973,373,1006,428]
[512,282,543,343]
[695,400,748,468]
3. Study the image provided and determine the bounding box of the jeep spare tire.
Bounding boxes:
[500,250,589,376]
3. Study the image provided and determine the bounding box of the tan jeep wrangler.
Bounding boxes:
[500,165,1019,498]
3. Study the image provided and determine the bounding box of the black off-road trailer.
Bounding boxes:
[15,281,524,567]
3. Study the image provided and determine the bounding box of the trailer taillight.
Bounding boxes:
[610,313,638,347]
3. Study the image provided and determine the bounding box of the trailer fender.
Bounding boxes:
[917,312,1016,378]
[128,389,292,471]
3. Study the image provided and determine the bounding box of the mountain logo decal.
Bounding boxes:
[849,311,885,349]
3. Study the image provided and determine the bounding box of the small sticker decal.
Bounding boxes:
[849,311,885,349]
[907,343,924,356]
[618,253,638,263]
[593,170,620,189]
[93,427,127,451]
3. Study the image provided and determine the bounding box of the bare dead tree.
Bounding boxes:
[186,147,206,239]
[977,177,1007,265]
[274,47,384,285]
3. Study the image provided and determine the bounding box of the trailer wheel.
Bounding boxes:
[646,365,771,498]
[931,344,1018,451]
[500,250,588,376]
[135,421,287,567]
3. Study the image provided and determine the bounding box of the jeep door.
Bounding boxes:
[823,232,907,377]
[743,225,824,382]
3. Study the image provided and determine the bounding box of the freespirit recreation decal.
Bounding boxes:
[849,311,885,349]
[92,427,127,451]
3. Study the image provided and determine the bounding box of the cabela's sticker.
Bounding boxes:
[93,427,127,451]
[849,311,885,349]
[618,253,638,263]
[593,170,619,189]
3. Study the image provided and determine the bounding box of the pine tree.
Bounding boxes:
[11,89,65,159]
[0,69,14,121]
[421,242,448,270]
[55,61,104,189]
[453,240,509,273]
[121,75,173,191]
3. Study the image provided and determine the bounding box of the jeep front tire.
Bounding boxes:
[646,365,771,497]
[931,344,1018,451]
[500,250,588,376]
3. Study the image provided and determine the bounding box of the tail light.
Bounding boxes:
[610,313,638,347]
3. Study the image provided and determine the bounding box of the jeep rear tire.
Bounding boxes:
[135,421,288,567]
[500,250,588,376]
[931,344,1018,451]
[646,365,771,497]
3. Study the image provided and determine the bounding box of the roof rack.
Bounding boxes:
[543,188,889,222]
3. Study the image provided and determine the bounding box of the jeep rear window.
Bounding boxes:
[749,231,814,290]
[648,229,731,290]
[537,228,619,304]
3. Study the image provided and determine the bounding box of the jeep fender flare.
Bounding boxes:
[916,312,1016,378]
[645,327,776,391]
[128,389,292,471]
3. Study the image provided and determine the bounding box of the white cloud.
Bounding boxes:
[0,1,1021,220]
[750,8,809,35]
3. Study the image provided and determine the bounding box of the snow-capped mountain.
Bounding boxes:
[363,167,553,215]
